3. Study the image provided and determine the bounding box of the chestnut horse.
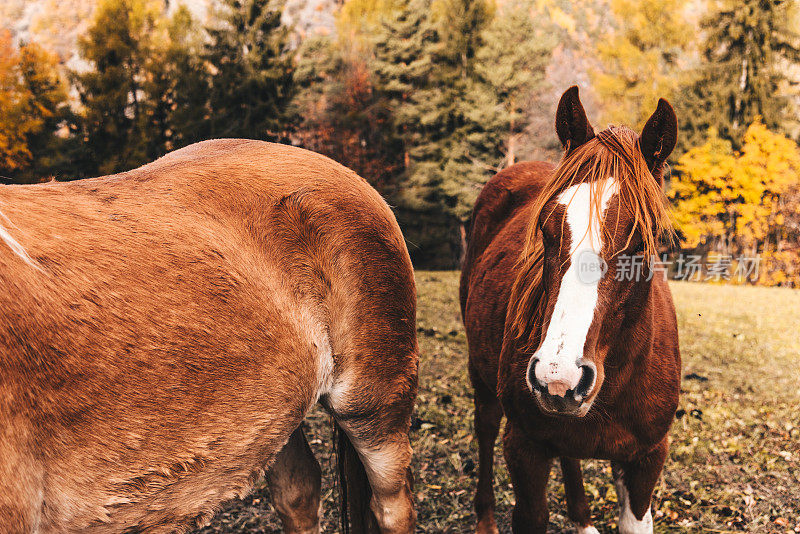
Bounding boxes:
[460,87,680,534]
[0,140,417,534]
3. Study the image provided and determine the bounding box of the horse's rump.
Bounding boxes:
[0,140,417,532]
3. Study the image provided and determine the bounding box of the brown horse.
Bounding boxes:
[0,140,417,534]
[460,87,681,534]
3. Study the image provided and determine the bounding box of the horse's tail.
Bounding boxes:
[335,422,376,534]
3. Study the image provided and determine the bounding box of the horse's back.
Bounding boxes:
[0,140,416,533]
[459,161,553,391]
[462,161,552,282]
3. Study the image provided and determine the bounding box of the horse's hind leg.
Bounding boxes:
[329,361,416,533]
[267,425,321,534]
[0,441,43,534]
[325,244,417,533]
[470,369,503,534]
[336,410,415,534]
[560,457,598,534]
[612,438,668,534]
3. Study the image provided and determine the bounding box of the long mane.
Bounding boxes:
[506,126,674,352]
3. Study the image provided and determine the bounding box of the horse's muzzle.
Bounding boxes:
[527,358,597,416]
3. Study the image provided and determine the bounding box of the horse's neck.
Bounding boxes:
[605,279,657,372]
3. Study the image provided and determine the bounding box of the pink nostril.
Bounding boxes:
[547,380,570,398]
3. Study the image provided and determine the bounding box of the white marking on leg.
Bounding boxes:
[528,180,617,392]
[346,437,413,533]
[369,485,412,533]
[355,439,411,487]
[615,475,653,534]
[576,525,599,534]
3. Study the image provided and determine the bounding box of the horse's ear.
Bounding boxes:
[640,98,678,173]
[555,86,595,153]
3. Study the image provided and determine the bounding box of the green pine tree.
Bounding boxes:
[74,0,211,174]
[73,0,159,174]
[143,5,210,157]
[472,1,553,167]
[203,0,295,139]
[678,0,800,150]
[373,0,498,223]
[371,0,552,263]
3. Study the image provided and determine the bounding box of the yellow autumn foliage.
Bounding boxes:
[0,31,68,176]
[0,32,41,172]
[337,0,400,38]
[759,249,800,288]
[592,0,693,129]
[672,121,800,250]
[671,121,800,286]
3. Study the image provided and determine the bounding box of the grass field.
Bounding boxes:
[196,272,800,534]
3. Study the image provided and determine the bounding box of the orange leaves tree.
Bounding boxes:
[0,31,35,173]
[0,31,67,178]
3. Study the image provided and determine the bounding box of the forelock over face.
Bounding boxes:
[514,123,676,416]
[526,178,618,416]
[558,180,618,262]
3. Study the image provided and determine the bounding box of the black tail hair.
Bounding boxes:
[335,423,376,534]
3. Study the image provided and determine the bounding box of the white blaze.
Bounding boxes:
[529,180,617,391]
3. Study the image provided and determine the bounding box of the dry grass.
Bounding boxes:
[196,273,800,533]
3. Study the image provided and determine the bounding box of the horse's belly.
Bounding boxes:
[39,396,308,533]
[28,299,329,532]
